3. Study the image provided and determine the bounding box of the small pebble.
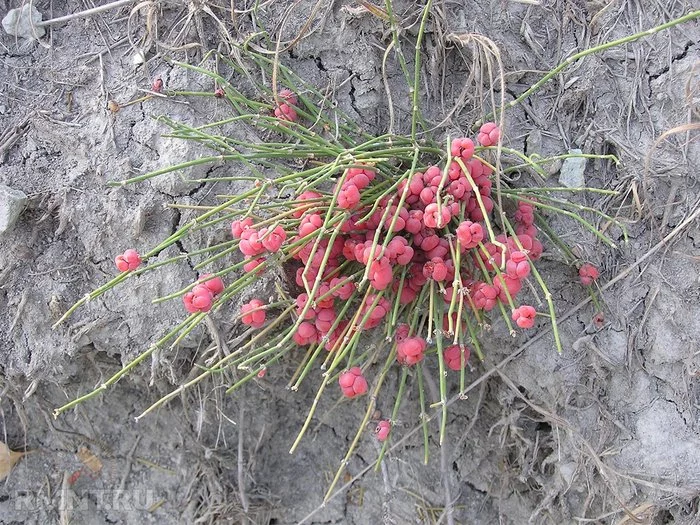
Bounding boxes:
[0,184,28,234]
[559,149,587,188]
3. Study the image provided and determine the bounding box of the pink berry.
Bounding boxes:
[456,221,484,250]
[394,323,410,343]
[494,274,523,301]
[183,284,215,313]
[243,257,266,275]
[443,345,471,371]
[422,257,448,282]
[295,293,316,320]
[293,190,322,218]
[477,122,501,147]
[422,166,442,186]
[115,249,142,272]
[505,251,530,280]
[298,213,323,238]
[241,299,266,328]
[450,137,475,161]
[369,257,393,291]
[239,230,264,256]
[278,88,298,106]
[182,293,198,313]
[330,276,355,300]
[338,367,368,398]
[514,203,535,225]
[198,274,225,296]
[397,336,426,366]
[419,187,436,206]
[375,420,391,441]
[512,305,537,329]
[423,203,451,229]
[261,225,287,252]
[338,183,361,209]
[293,321,319,346]
[579,263,599,286]
[231,217,254,239]
[274,102,298,122]
[472,282,499,311]
[315,308,337,334]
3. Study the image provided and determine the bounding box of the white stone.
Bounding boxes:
[558,148,587,188]
[2,5,45,40]
[0,184,28,234]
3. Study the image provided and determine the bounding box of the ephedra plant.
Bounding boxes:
[50,3,672,501]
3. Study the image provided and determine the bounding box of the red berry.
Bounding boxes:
[261,225,287,252]
[214,87,225,98]
[592,311,605,329]
[243,257,265,275]
[274,102,298,122]
[477,122,501,147]
[338,183,361,209]
[511,305,536,329]
[191,289,207,309]
[369,257,393,291]
[450,137,475,161]
[422,165,442,186]
[293,321,319,346]
[423,257,448,282]
[472,282,499,311]
[494,274,523,301]
[330,276,355,300]
[239,230,265,256]
[315,308,337,334]
[338,367,368,398]
[405,210,424,234]
[115,249,142,272]
[295,293,316,320]
[516,223,538,239]
[514,203,535,225]
[396,336,426,366]
[198,274,225,296]
[505,251,530,280]
[579,263,599,286]
[423,203,451,229]
[184,284,215,314]
[293,191,322,218]
[395,323,410,343]
[375,420,391,441]
[456,221,484,250]
[443,345,471,371]
[360,295,391,329]
[151,78,163,93]
[231,217,254,239]
[241,299,266,328]
[298,213,323,238]
[278,88,298,106]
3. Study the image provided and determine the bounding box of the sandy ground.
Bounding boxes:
[1,0,699,523]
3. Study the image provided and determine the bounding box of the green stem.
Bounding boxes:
[479,9,700,124]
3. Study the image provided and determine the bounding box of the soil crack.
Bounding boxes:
[647,41,695,93]
[169,206,194,270]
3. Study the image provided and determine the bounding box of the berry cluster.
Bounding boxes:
[226,124,555,407]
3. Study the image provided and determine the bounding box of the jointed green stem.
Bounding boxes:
[478,9,700,125]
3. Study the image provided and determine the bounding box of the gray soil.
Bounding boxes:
[1,0,699,524]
